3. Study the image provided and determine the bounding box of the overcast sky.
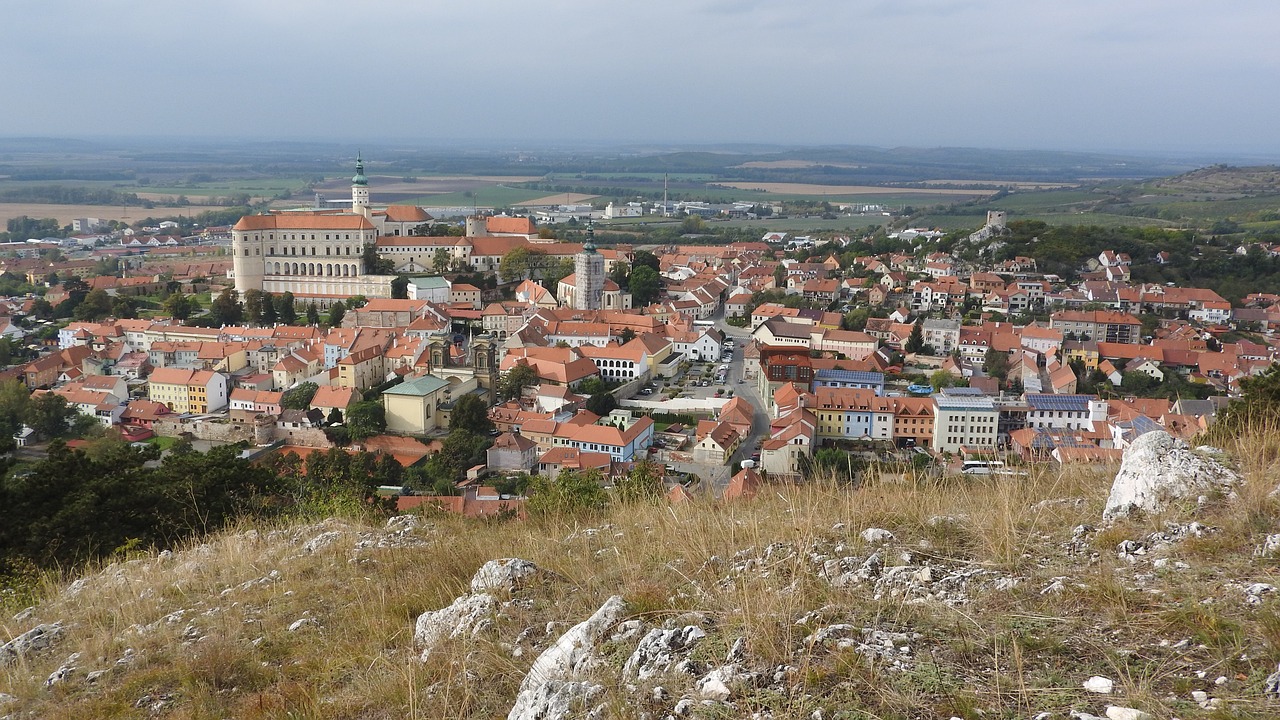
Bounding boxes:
[3,0,1277,155]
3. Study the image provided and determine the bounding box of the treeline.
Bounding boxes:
[0,185,145,206]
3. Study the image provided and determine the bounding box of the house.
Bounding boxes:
[692,420,743,465]
[554,413,655,462]
[146,367,229,413]
[724,467,763,501]
[487,432,539,473]
[932,389,998,454]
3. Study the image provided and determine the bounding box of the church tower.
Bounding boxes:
[351,152,370,219]
[573,222,605,310]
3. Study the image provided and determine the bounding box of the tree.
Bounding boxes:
[618,328,636,344]
[209,288,243,326]
[346,401,387,441]
[450,393,493,435]
[629,265,661,307]
[608,261,630,291]
[983,348,1010,381]
[305,303,320,326]
[29,298,54,320]
[74,289,113,321]
[347,295,368,309]
[260,291,277,324]
[26,392,73,439]
[432,248,450,273]
[499,362,538,401]
[163,291,198,321]
[773,264,786,288]
[243,289,266,324]
[390,276,408,299]
[842,308,869,331]
[280,382,319,410]
[585,392,616,416]
[326,407,343,425]
[542,258,575,290]
[905,321,924,354]
[930,370,958,392]
[362,244,395,275]
[526,468,610,519]
[632,250,660,273]
[500,246,546,283]
[274,292,297,324]
[614,460,663,504]
[111,296,138,319]
[327,300,346,327]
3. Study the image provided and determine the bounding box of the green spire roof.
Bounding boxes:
[352,152,367,187]
[583,221,597,253]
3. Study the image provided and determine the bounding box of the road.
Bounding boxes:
[714,310,771,489]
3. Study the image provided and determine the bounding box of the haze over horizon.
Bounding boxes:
[4,1,1278,157]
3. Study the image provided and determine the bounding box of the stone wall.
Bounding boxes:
[153,418,254,444]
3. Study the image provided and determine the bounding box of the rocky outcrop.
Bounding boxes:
[471,558,543,594]
[0,623,63,667]
[1103,431,1239,520]
[415,593,498,661]
[622,625,705,682]
[508,595,627,720]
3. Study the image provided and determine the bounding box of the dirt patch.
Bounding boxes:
[917,179,1079,189]
[514,193,599,207]
[714,182,993,196]
[0,203,228,227]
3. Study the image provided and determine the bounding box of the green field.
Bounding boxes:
[0,177,313,200]
[401,185,554,208]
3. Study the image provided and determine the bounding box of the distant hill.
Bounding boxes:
[1149,165,1280,197]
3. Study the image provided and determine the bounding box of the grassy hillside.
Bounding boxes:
[3,427,1280,719]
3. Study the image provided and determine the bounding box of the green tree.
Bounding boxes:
[449,393,493,435]
[500,246,546,283]
[163,291,198,321]
[905,321,924,354]
[29,298,54,320]
[274,292,297,324]
[346,400,387,441]
[499,362,538,400]
[983,348,1009,381]
[243,288,266,324]
[842,307,869,331]
[432,248,450,273]
[629,265,661,307]
[420,430,488,489]
[585,392,616,416]
[209,288,243,326]
[526,468,610,519]
[362,244,395,274]
[608,261,630,291]
[26,392,73,439]
[111,296,138,319]
[327,300,347,327]
[347,295,368,309]
[929,370,958,392]
[260,292,277,324]
[280,382,319,410]
[305,302,320,326]
[74,289,113,321]
[542,258,575,290]
[632,250,660,272]
[391,276,408,299]
[613,460,663,504]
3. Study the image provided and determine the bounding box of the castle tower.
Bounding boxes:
[573,223,604,310]
[352,153,370,219]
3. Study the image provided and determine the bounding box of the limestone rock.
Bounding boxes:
[622,625,706,681]
[414,593,498,661]
[507,680,604,720]
[508,596,626,720]
[1103,431,1239,520]
[860,528,894,544]
[1083,675,1114,694]
[471,558,542,594]
[1255,534,1280,558]
[1105,706,1151,720]
[0,622,63,666]
[1264,662,1280,698]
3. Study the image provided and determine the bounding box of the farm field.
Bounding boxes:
[0,202,228,227]
[714,181,993,197]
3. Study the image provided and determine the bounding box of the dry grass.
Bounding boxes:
[3,432,1280,718]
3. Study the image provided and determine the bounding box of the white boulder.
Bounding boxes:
[471,558,542,594]
[1103,432,1239,520]
[414,593,497,661]
[0,623,63,666]
[508,596,627,719]
[622,626,706,681]
[860,528,895,544]
[1083,675,1114,694]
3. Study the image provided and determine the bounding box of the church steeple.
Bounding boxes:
[351,152,370,218]
[352,152,368,186]
[583,221,597,253]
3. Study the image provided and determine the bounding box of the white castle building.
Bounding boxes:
[231,155,428,304]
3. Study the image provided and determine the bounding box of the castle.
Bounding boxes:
[231,155,425,305]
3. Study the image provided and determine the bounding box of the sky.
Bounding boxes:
[3,0,1278,155]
